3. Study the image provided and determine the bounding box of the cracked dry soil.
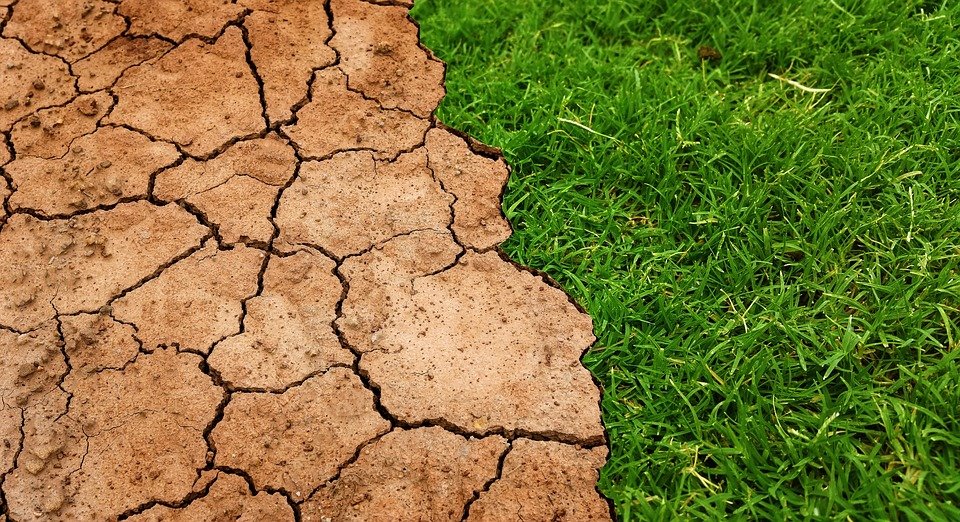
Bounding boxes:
[0,0,611,520]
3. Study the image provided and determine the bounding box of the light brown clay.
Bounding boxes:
[208,248,352,390]
[3,0,125,62]
[241,0,336,124]
[275,149,452,258]
[4,348,223,521]
[340,234,604,444]
[107,27,264,156]
[155,134,296,244]
[468,439,611,521]
[9,92,112,159]
[73,37,173,93]
[118,0,245,42]
[211,367,390,495]
[303,427,507,522]
[0,133,10,166]
[129,472,294,521]
[0,184,8,225]
[0,38,75,131]
[0,202,208,331]
[0,4,609,520]
[330,0,445,118]
[6,126,180,215]
[426,127,513,249]
[282,67,430,160]
[112,241,265,354]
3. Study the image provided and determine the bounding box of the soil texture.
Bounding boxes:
[0,0,609,520]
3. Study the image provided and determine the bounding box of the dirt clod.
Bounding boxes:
[0,4,609,519]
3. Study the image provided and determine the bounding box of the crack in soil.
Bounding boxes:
[460,441,512,521]
[0,0,610,519]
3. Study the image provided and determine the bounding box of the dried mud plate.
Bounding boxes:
[0,1,610,520]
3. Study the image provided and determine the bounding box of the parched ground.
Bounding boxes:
[0,0,609,520]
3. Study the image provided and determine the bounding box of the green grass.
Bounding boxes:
[412,0,960,519]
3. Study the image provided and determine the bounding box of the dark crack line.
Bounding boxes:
[8,195,149,221]
[98,233,213,312]
[359,0,414,8]
[238,22,271,129]
[304,429,391,503]
[226,363,354,395]
[131,8,253,49]
[460,441,512,521]
[115,468,220,520]
[0,406,25,519]
[209,464,304,519]
[189,130,300,493]
[50,303,75,424]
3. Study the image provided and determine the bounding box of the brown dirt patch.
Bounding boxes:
[0,1,610,520]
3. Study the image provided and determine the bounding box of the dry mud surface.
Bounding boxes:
[0,0,609,520]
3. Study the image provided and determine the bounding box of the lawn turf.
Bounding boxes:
[412,0,960,519]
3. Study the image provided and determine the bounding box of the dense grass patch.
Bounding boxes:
[412,0,960,519]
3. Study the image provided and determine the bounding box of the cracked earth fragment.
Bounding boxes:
[0,1,609,519]
[108,27,263,156]
[112,242,264,354]
[340,233,604,444]
[7,126,180,215]
[241,0,336,124]
[330,0,445,118]
[0,202,208,331]
[302,427,507,521]
[211,368,390,495]
[5,348,223,521]
[283,67,429,160]
[9,91,112,159]
[209,248,352,390]
[0,38,75,131]
[118,0,246,42]
[275,149,452,258]
[72,37,172,93]
[154,134,296,245]
[3,0,125,62]
[129,472,293,521]
[426,127,512,249]
[468,439,610,521]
